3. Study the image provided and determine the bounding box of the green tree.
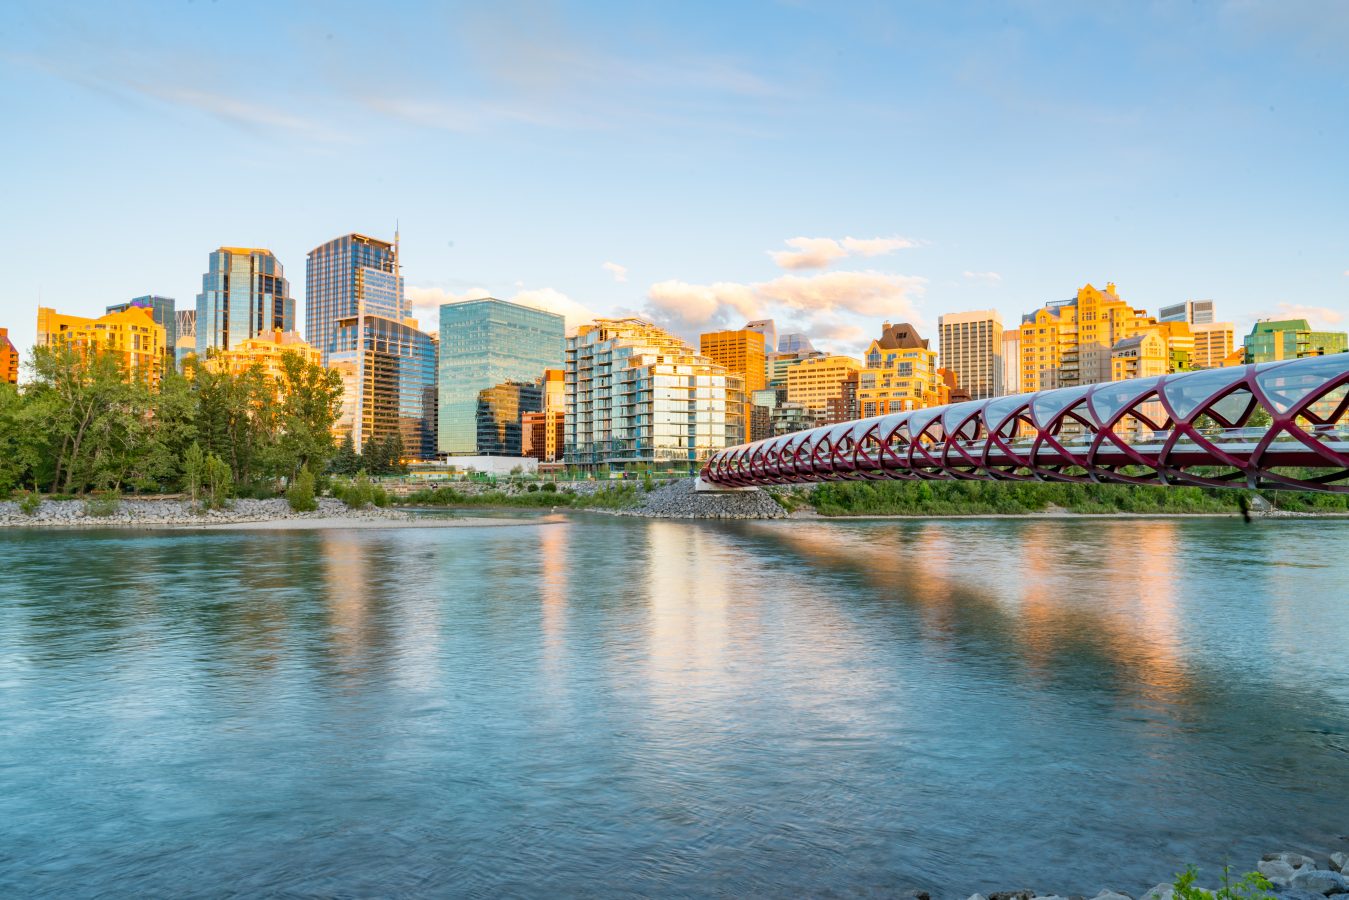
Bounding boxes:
[202,452,234,509]
[275,351,344,480]
[331,432,361,476]
[0,383,37,496]
[287,465,318,512]
[182,442,205,502]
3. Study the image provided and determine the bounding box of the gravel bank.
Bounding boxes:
[0,497,411,529]
[613,477,787,519]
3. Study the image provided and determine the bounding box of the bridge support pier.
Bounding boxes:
[694,476,759,493]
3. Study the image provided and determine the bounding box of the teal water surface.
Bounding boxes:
[1,515,1347,897]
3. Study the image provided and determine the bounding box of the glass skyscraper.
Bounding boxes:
[307,233,437,460]
[107,295,176,353]
[195,248,295,355]
[438,299,565,456]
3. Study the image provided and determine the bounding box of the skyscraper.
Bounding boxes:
[196,248,295,355]
[174,309,197,369]
[938,309,1003,400]
[438,299,565,456]
[1158,300,1215,325]
[307,233,437,459]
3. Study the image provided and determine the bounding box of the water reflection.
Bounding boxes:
[0,519,1346,898]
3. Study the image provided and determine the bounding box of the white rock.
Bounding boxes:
[1331,852,1348,874]
[1140,885,1174,900]
[1259,859,1298,885]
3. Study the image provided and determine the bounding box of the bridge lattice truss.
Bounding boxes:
[702,354,1349,493]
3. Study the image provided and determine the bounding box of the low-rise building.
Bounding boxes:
[36,305,166,383]
[1244,319,1348,364]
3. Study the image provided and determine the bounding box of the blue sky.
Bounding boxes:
[2,0,1347,359]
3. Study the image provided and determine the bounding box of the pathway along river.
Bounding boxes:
[2,514,1347,897]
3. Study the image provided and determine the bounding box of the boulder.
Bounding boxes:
[1141,884,1174,900]
[1265,853,1319,872]
[966,895,988,900]
[989,892,1034,900]
[1331,854,1348,875]
[1091,891,1133,900]
[1288,870,1349,896]
[1262,860,1300,886]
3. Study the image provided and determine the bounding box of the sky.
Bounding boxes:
[2,0,1347,361]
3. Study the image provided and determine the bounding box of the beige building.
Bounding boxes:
[1000,328,1021,395]
[938,309,1003,400]
[1192,322,1236,368]
[785,355,862,416]
[200,329,322,380]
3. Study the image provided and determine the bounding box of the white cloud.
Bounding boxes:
[645,269,926,331]
[1274,302,1345,328]
[769,235,920,270]
[963,270,1003,284]
[768,237,848,270]
[841,236,918,256]
[1343,270,1349,277]
[602,261,628,283]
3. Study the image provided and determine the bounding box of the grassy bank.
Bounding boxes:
[788,479,1349,517]
[400,484,642,511]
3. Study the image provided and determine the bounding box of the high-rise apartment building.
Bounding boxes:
[0,328,17,384]
[438,298,565,456]
[308,234,436,459]
[108,296,176,359]
[196,247,295,355]
[565,318,743,473]
[938,309,1003,400]
[37,306,165,383]
[1000,328,1021,395]
[1244,319,1349,363]
[785,355,862,416]
[1158,300,1215,325]
[1020,283,1168,392]
[857,322,945,417]
[199,329,322,382]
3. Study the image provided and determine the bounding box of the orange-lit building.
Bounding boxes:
[701,328,767,436]
[0,328,17,384]
[858,322,947,416]
[523,368,566,462]
[785,355,862,417]
[37,305,166,383]
[200,329,322,380]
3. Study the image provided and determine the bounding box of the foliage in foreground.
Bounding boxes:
[1173,866,1275,900]
[401,483,641,510]
[805,478,1349,516]
[287,466,318,512]
[331,474,390,509]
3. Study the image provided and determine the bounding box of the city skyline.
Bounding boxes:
[3,2,1347,360]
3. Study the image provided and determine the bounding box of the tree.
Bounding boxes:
[0,383,37,496]
[275,351,344,481]
[331,433,361,476]
[182,442,205,503]
[287,465,318,512]
[202,452,233,509]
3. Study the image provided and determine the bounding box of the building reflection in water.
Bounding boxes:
[323,530,374,685]
[538,521,570,693]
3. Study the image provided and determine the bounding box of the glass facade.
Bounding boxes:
[566,318,744,473]
[438,299,565,455]
[476,381,544,456]
[305,234,404,364]
[329,316,438,461]
[196,248,295,355]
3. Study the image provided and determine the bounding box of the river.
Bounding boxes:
[1,514,1346,897]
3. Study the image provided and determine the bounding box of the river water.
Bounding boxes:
[1,514,1347,897]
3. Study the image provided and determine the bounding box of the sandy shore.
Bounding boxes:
[198,514,560,531]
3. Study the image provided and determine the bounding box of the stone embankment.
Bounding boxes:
[616,477,788,519]
[950,848,1348,900]
[0,497,409,528]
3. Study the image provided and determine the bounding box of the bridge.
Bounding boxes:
[701,353,1349,493]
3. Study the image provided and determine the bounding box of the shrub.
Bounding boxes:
[1173,866,1275,900]
[334,474,376,508]
[541,481,557,493]
[526,483,539,492]
[371,485,390,508]
[83,490,122,518]
[287,467,318,512]
[202,454,233,510]
[17,491,41,515]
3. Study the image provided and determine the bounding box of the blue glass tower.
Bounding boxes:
[307,233,437,460]
[438,299,565,455]
[195,248,294,354]
[107,295,177,352]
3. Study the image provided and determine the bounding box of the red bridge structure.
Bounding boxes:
[701,354,1349,493]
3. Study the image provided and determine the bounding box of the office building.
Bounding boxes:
[857,322,946,417]
[37,306,165,383]
[1192,322,1236,369]
[0,328,17,384]
[196,247,295,355]
[744,319,778,366]
[785,355,862,416]
[476,381,543,457]
[439,298,565,456]
[175,309,197,369]
[565,318,743,473]
[938,309,1003,400]
[1244,319,1349,363]
[107,296,176,361]
[701,327,767,438]
[825,370,859,424]
[1001,328,1021,395]
[308,233,437,459]
[1158,300,1215,325]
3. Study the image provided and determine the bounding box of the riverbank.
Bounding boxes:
[0,497,546,530]
[957,847,1348,900]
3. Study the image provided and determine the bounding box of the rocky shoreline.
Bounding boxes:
[945,849,1347,900]
[0,496,411,528]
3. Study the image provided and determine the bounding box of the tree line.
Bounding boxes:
[0,346,347,498]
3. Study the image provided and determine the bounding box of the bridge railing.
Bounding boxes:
[701,353,1349,492]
